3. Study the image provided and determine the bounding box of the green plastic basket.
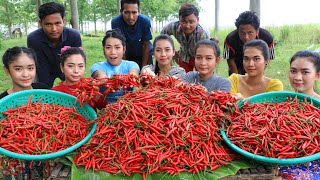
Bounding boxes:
[0,89,97,161]
[221,91,320,165]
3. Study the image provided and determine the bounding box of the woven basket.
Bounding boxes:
[221,91,320,165]
[0,89,97,160]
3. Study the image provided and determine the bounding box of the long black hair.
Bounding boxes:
[153,34,175,75]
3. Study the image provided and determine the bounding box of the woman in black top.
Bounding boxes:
[0,46,48,179]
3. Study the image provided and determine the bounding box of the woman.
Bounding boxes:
[228,39,283,100]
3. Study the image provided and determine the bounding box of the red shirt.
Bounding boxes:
[51,82,78,96]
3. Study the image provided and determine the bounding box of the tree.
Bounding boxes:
[249,0,260,18]
[214,0,219,31]
[16,0,37,36]
[117,0,120,14]
[70,0,79,30]
[77,0,90,33]
[0,0,20,38]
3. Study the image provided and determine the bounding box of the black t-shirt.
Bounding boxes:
[0,83,49,99]
[223,28,274,75]
[27,27,82,88]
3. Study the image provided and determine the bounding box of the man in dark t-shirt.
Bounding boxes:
[223,11,274,75]
[27,2,82,88]
[111,0,153,69]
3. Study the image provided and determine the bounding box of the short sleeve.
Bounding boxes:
[267,79,284,92]
[258,28,275,59]
[182,72,196,84]
[170,67,186,79]
[160,22,175,36]
[141,16,152,41]
[90,62,105,76]
[223,38,236,60]
[127,61,140,71]
[228,73,239,95]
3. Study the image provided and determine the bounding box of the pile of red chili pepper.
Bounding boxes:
[74,76,236,178]
[74,74,140,106]
[0,100,92,155]
[227,97,320,158]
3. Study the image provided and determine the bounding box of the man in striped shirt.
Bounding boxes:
[161,3,210,72]
[224,11,274,75]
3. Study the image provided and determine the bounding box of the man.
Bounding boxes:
[161,3,210,72]
[224,11,275,75]
[111,0,153,69]
[27,2,82,88]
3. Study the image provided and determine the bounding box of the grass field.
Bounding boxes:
[0,24,319,92]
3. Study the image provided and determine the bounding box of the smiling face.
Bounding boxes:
[103,37,125,66]
[243,47,268,76]
[61,54,85,86]
[39,13,65,42]
[179,14,199,35]
[195,45,220,80]
[289,58,320,94]
[154,39,175,67]
[121,3,140,27]
[5,53,36,89]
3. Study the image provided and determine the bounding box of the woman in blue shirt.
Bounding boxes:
[91,29,139,104]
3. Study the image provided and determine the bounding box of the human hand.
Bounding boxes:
[142,67,156,77]
[234,93,244,101]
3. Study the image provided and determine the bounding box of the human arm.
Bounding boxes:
[126,61,140,76]
[140,16,153,66]
[228,73,243,101]
[91,70,107,79]
[141,65,156,76]
[91,62,108,79]
[129,68,139,76]
[142,41,150,67]
[160,22,175,35]
[223,34,239,75]
[170,67,186,79]
[227,58,238,74]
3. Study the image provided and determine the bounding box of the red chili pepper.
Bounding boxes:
[73,76,236,177]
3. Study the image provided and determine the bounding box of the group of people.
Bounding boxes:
[1,0,319,104]
[1,1,320,178]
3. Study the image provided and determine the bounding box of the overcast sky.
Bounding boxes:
[199,0,320,29]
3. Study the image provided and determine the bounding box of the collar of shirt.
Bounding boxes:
[121,14,141,30]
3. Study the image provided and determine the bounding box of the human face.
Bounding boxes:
[5,54,36,89]
[121,3,140,26]
[195,45,220,80]
[238,24,258,44]
[154,39,175,67]
[61,54,85,86]
[39,13,65,42]
[179,14,199,35]
[243,47,267,76]
[289,58,319,94]
[103,37,125,66]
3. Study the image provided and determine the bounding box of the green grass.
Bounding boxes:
[0,24,320,92]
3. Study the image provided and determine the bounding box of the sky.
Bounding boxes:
[199,0,320,29]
